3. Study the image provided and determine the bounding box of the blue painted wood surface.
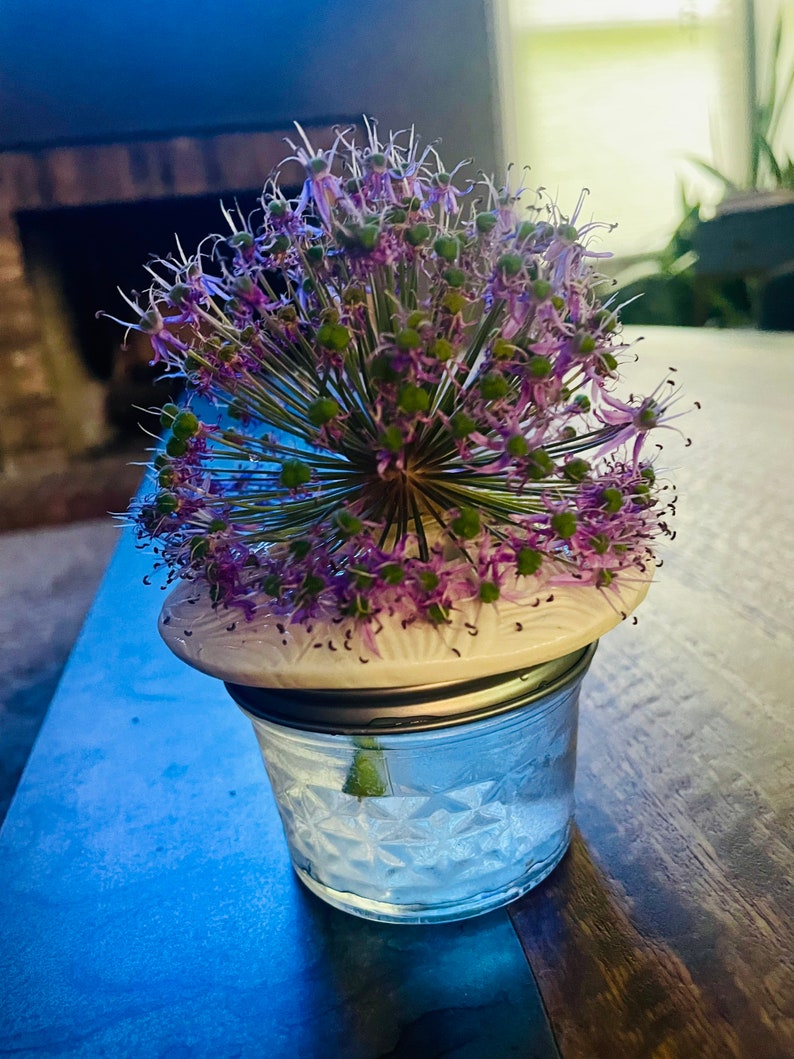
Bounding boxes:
[0,529,558,1058]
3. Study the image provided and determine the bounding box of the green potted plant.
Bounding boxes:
[114,121,683,923]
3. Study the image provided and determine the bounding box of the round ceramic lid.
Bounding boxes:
[158,567,651,690]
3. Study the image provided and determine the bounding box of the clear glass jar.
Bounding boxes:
[229,645,594,924]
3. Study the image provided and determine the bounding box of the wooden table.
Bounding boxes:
[1,326,792,1057]
[510,326,794,1057]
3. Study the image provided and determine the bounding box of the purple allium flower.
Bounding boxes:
[115,120,688,628]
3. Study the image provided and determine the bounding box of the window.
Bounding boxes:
[503,0,741,258]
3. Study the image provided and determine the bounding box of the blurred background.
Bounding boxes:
[0,0,791,817]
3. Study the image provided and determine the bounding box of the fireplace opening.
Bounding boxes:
[16,188,271,445]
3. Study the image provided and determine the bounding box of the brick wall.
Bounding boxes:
[0,127,336,472]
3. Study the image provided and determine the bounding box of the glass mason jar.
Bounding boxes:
[226,643,595,924]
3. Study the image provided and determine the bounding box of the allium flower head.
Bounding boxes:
[119,121,683,630]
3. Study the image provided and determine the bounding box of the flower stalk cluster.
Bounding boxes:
[119,121,680,630]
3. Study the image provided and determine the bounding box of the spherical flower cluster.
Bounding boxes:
[117,120,683,631]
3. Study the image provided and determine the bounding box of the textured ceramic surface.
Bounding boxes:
[160,568,649,689]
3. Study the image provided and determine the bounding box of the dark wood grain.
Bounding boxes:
[510,328,794,1059]
[511,832,741,1059]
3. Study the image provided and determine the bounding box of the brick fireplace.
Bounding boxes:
[0,124,339,474]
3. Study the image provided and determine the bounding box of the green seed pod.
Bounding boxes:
[563,458,591,483]
[168,283,191,307]
[551,511,578,539]
[475,212,498,233]
[280,459,312,489]
[301,574,325,596]
[308,397,340,426]
[309,156,328,175]
[427,602,451,625]
[516,547,543,576]
[404,223,431,246]
[229,230,254,249]
[334,510,363,536]
[306,244,325,263]
[497,253,523,276]
[379,425,404,452]
[268,200,288,217]
[576,333,596,355]
[556,223,578,243]
[270,234,291,254]
[601,488,623,513]
[402,196,422,212]
[165,436,188,458]
[492,338,515,361]
[171,411,200,441]
[344,594,373,621]
[342,285,366,305]
[370,355,399,383]
[479,371,509,401]
[528,356,552,378]
[451,507,481,539]
[433,235,459,262]
[506,434,529,458]
[398,384,430,414]
[574,394,591,413]
[381,563,405,585]
[351,566,375,589]
[443,267,466,288]
[317,322,351,351]
[516,220,537,241]
[160,403,179,427]
[431,337,454,362]
[532,279,552,301]
[157,467,176,488]
[418,570,440,592]
[479,581,500,604]
[395,328,422,350]
[450,411,477,439]
[155,492,179,514]
[590,534,611,555]
[289,539,312,560]
[356,225,379,251]
[189,536,209,560]
[387,207,407,225]
[406,310,429,330]
[638,405,658,428]
[441,291,467,315]
[526,449,555,480]
[208,519,227,533]
[602,352,618,372]
[596,309,618,333]
[262,574,282,596]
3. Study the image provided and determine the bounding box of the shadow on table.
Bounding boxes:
[291,881,560,1059]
